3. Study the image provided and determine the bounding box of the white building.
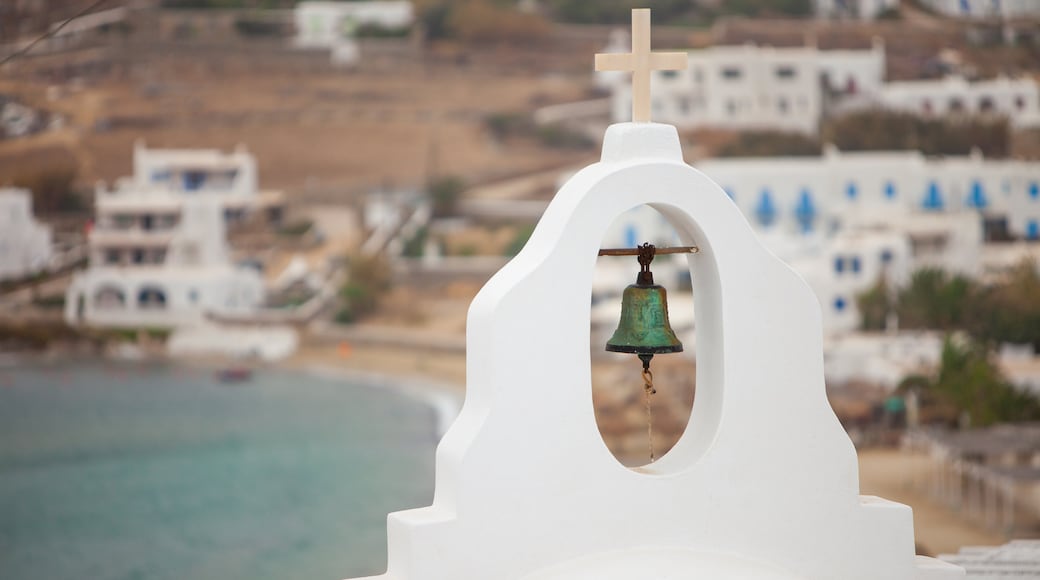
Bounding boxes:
[602,147,1040,333]
[64,145,270,329]
[602,39,1040,134]
[815,0,899,20]
[919,0,1040,20]
[0,188,52,282]
[130,141,282,224]
[876,75,1040,128]
[608,41,886,134]
[293,1,413,66]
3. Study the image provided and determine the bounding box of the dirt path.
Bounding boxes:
[859,448,1005,556]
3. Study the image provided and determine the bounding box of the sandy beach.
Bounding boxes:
[285,336,1008,556]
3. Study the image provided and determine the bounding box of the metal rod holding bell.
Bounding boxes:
[598,245,699,257]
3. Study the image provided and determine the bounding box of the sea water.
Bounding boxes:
[0,361,438,580]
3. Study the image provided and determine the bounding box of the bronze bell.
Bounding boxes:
[605,243,684,373]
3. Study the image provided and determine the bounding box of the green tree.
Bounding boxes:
[428,176,465,218]
[337,253,393,323]
[855,275,892,331]
[972,259,1040,350]
[896,269,978,330]
[914,338,1040,427]
[716,130,821,158]
[823,110,1010,158]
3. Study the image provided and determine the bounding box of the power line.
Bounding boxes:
[0,0,114,68]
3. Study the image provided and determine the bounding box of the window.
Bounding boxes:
[679,97,691,114]
[1027,220,1039,240]
[834,296,847,312]
[834,256,845,274]
[105,249,120,264]
[851,256,861,274]
[188,289,199,304]
[880,249,893,264]
[777,97,789,113]
[726,100,737,117]
[1016,95,1026,111]
[776,66,796,79]
[756,190,777,227]
[979,97,995,112]
[949,98,965,113]
[846,182,858,200]
[132,249,145,264]
[1030,182,1039,200]
[114,214,135,229]
[884,181,897,199]
[661,70,678,80]
[183,171,207,191]
[138,287,167,310]
[721,67,742,80]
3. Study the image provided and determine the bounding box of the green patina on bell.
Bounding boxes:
[605,243,683,370]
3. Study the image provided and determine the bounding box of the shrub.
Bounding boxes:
[716,131,822,157]
[336,253,393,323]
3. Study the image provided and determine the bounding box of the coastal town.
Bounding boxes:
[3,0,1040,578]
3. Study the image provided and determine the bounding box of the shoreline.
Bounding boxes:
[294,362,463,439]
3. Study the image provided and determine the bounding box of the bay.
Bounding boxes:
[0,361,437,580]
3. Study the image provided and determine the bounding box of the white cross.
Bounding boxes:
[595,9,688,123]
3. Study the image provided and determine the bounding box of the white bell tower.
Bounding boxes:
[344,10,966,580]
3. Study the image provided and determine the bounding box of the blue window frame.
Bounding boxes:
[834,296,846,312]
[624,224,638,248]
[756,189,777,227]
[846,182,858,200]
[851,256,862,273]
[884,181,897,199]
[795,189,816,233]
[880,249,893,264]
[923,181,944,210]
[967,180,987,209]
[1028,220,1040,240]
[1030,182,1039,200]
[834,256,845,274]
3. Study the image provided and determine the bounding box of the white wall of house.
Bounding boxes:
[877,75,1040,128]
[293,0,413,49]
[598,148,1037,333]
[919,0,1040,19]
[815,0,899,20]
[0,188,52,282]
[132,141,258,198]
[608,42,885,134]
[66,197,263,329]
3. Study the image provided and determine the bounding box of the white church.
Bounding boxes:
[0,187,52,282]
[65,144,268,329]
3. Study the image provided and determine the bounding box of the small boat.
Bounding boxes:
[216,367,253,383]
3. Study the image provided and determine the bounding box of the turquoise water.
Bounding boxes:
[0,361,438,580]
